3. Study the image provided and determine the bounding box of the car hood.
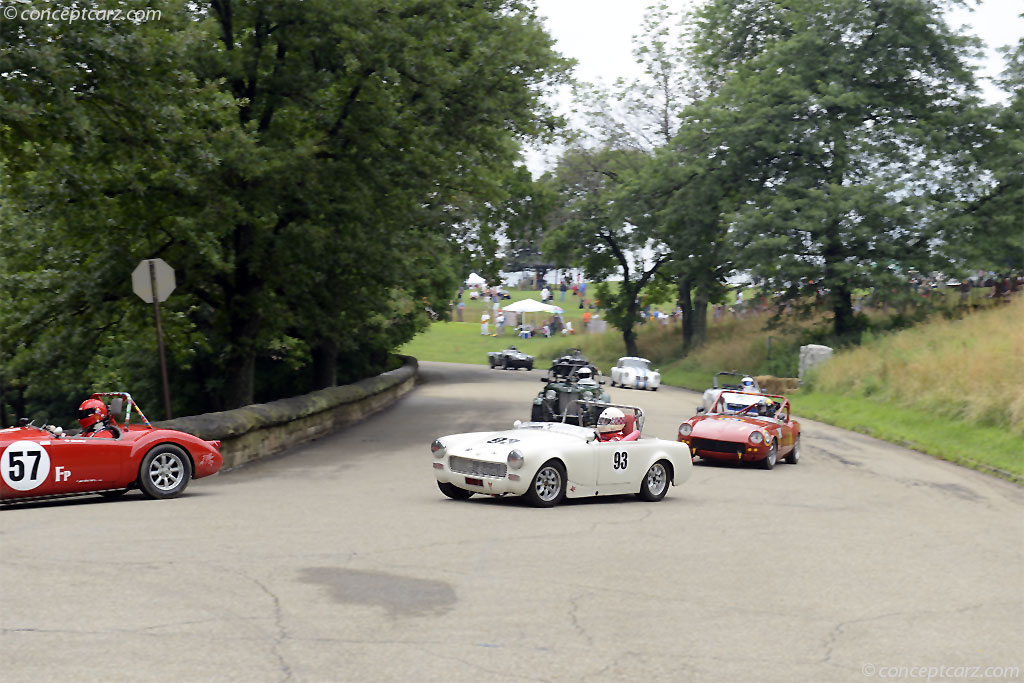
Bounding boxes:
[690,415,770,440]
[440,425,594,462]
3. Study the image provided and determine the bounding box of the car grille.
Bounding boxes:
[691,437,744,454]
[449,456,507,478]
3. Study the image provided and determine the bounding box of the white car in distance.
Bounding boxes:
[431,403,691,507]
[609,357,661,391]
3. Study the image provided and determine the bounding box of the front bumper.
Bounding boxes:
[433,459,530,496]
[502,357,533,368]
[678,436,768,461]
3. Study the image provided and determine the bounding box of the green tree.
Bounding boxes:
[1,0,570,416]
[543,147,671,357]
[959,32,1024,272]
[688,0,986,338]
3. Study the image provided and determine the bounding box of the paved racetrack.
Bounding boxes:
[2,361,1021,682]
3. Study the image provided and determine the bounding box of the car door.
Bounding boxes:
[594,439,636,491]
[43,437,129,494]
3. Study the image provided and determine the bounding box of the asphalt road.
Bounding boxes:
[2,361,1021,682]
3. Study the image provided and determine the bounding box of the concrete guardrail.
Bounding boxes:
[156,355,418,470]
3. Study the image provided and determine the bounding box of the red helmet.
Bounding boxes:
[77,398,108,430]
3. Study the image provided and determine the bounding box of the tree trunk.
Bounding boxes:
[622,324,638,357]
[831,286,855,337]
[692,289,709,347]
[621,287,641,357]
[677,277,694,355]
[222,351,256,409]
[312,339,338,389]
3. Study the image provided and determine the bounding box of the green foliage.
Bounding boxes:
[542,146,672,356]
[0,0,570,418]
[683,0,987,337]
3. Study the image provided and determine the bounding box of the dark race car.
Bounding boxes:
[1,392,222,504]
[531,351,609,425]
[488,346,534,370]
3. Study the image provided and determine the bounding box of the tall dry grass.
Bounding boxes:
[635,312,815,371]
[808,296,1024,434]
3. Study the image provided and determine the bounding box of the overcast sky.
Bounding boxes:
[534,0,1020,97]
[527,0,1022,172]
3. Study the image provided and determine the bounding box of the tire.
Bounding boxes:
[437,481,473,500]
[610,377,616,387]
[502,357,508,370]
[531,403,544,422]
[785,435,801,464]
[636,461,670,502]
[651,386,658,392]
[524,460,566,507]
[138,444,191,499]
[526,363,533,371]
[489,358,495,369]
[761,439,778,470]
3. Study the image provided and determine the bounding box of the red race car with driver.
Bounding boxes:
[1,392,222,503]
[677,391,800,470]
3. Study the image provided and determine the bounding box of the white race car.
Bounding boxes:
[431,403,691,507]
[700,371,762,412]
[609,357,661,391]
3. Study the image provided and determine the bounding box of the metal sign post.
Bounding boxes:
[131,259,176,420]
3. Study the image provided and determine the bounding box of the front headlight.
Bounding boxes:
[679,423,692,437]
[545,389,557,400]
[431,439,446,458]
[583,390,594,400]
[507,449,524,469]
[749,431,763,444]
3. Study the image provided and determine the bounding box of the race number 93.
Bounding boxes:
[613,451,628,470]
[2,441,51,491]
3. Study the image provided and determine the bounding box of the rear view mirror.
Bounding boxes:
[109,397,124,419]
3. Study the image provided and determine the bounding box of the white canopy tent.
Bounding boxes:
[465,272,487,286]
[501,298,563,314]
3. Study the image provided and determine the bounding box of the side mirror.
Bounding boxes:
[696,407,706,414]
[540,377,548,383]
[109,397,124,420]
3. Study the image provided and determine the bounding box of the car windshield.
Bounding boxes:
[716,391,762,414]
[621,359,649,369]
[515,422,595,440]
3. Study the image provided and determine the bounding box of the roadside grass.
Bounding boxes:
[404,289,1022,483]
[793,391,1023,480]
[805,295,1024,436]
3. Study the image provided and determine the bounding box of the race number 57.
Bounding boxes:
[2,441,51,491]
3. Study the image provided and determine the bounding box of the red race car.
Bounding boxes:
[1,392,222,504]
[677,391,800,470]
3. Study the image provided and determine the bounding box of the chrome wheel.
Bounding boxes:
[762,440,778,470]
[525,461,566,507]
[138,445,192,499]
[534,466,561,501]
[637,461,670,501]
[646,463,667,496]
[149,453,185,490]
